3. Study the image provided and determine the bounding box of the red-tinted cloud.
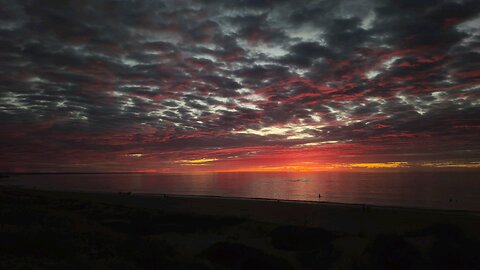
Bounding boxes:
[0,0,479,172]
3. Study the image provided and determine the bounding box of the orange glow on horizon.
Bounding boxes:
[348,162,409,169]
[125,153,144,158]
[174,158,218,165]
[127,160,480,174]
[203,162,410,173]
[174,161,480,173]
[419,161,480,169]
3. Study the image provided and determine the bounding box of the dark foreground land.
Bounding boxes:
[1,186,480,270]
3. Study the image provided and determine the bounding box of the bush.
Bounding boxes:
[202,242,291,270]
[270,225,335,251]
[358,234,424,270]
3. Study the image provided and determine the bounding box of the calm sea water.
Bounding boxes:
[2,171,480,211]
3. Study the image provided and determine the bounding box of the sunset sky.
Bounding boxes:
[1,0,480,173]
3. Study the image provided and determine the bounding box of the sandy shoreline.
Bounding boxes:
[5,182,480,213]
[141,192,480,213]
[5,186,479,236]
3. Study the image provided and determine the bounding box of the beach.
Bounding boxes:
[1,185,479,269]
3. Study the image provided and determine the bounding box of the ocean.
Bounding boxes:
[2,171,480,211]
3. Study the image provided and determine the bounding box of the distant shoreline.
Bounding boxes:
[0,172,143,175]
[2,169,480,176]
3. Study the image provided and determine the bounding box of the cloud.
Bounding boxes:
[0,0,479,172]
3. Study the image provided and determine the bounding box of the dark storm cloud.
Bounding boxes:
[1,0,480,171]
[278,41,332,68]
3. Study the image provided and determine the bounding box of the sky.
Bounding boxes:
[1,0,480,173]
